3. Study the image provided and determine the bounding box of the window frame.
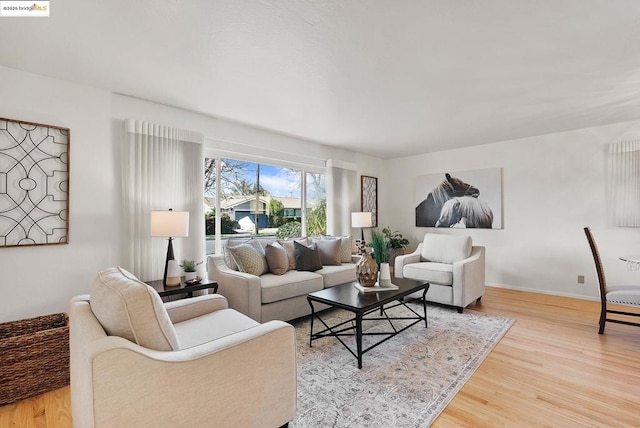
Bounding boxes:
[204,155,326,254]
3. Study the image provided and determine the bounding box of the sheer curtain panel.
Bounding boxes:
[609,140,640,227]
[122,120,205,281]
[326,159,358,236]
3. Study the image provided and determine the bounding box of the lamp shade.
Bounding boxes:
[150,210,190,238]
[351,212,373,228]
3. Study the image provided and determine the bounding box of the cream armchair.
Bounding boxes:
[69,266,296,428]
[395,234,485,313]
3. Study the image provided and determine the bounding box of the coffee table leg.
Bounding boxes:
[422,285,429,328]
[307,297,315,347]
[356,312,363,369]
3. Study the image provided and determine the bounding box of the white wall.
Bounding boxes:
[3,63,637,321]
[384,121,640,300]
[0,66,376,322]
[0,67,119,322]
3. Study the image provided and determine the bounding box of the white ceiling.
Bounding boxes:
[2,1,640,158]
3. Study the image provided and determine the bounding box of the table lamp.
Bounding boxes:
[150,209,190,286]
[351,212,373,254]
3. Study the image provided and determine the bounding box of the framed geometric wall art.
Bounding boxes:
[415,168,503,229]
[0,117,70,247]
[361,175,378,227]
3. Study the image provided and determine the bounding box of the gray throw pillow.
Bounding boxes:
[294,241,323,272]
[278,238,309,270]
[319,234,353,263]
[315,238,342,266]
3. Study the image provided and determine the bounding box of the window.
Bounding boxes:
[609,141,640,227]
[204,158,326,254]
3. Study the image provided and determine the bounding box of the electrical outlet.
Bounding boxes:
[577,275,585,284]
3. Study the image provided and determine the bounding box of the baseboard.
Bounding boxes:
[486,283,600,302]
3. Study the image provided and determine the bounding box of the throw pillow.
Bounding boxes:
[314,238,342,266]
[228,243,269,276]
[294,241,323,272]
[278,238,309,270]
[265,241,289,275]
[319,234,353,263]
[90,266,180,351]
[421,234,472,264]
[225,238,264,270]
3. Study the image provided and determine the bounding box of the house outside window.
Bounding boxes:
[204,158,326,254]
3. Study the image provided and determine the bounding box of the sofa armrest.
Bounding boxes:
[394,243,423,278]
[452,246,486,307]
[84,321,296,428]
[207,255,263,322]
[164,294,228,324]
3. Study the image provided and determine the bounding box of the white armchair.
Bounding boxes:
[69,266,296,428]
[395,234,485,313]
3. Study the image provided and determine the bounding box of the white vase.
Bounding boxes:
[184,271,197,281]
[379,263,391,287]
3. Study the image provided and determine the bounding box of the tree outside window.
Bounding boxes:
[204,158,325,251]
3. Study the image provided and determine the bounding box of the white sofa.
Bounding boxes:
[208,236,357,322]
[69,266,296,428]
[395,233,485,313]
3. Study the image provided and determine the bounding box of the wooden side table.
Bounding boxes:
[145,278,218,301]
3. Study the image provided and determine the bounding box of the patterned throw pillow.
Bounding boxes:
[294,241,323,272]
[265,241,289,275]
[228,243,268,276]
[225,238,265,271]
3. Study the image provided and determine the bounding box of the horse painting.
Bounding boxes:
[435,196,494,228]
[415,173,481,227]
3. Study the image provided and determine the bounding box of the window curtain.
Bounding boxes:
[608,140,640,227]
[122,120,205,281]
[326,159,358,236]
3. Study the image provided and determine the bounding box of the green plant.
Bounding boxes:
[369,228,390,265]
[179,259,203,272]
[306,199,327,236]
[205,211,239,235]
[276,221,302,239]
[382,227,409,249]
[268,198,285,227]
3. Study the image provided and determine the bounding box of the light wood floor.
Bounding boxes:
[1,287,639,427]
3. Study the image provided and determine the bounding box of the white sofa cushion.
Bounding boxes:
[173,308,260,349]
[89,266,180,351]
[316,264,358,288]
[260,270,324,304]
[421,234,472,264]
[403,262,453,285]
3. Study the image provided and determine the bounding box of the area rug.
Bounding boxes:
[289,302,514,428]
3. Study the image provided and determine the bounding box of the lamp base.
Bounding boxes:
[163,237,175,286]
[166,276,181,286]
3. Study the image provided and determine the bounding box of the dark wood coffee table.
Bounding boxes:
[307,278,429,369]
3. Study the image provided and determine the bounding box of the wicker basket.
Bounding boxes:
[0,313,70,406]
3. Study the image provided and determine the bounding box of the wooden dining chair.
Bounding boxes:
[584,227,640,334]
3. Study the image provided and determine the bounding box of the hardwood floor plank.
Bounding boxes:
[0,287,638,427]
[435,287,640,427]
